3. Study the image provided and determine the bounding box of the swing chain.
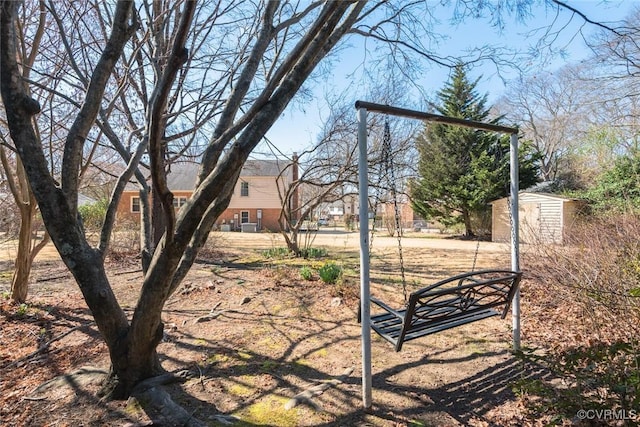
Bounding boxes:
[382,121,409,303]
[471,237,480,272]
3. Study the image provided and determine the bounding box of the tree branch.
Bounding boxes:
[60,0,137,216]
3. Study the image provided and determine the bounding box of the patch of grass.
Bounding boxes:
[340,266,357,277]
[256,337,285,353]
[206,353,230,365]
[291,359,312,371]
[261,247,292,259]
[270,304,284,314]
[124,398,145,417]
[310,348,328,358]
[16,303,29,316]
[228,378,255,398]
[300,247,328,259]
[234,395,299,427]
[236,350,252,360]
[260,360,278,372]
[210,265,224,274]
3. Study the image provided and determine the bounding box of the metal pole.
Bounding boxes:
[357,107,372,408]
[509,132,521,351]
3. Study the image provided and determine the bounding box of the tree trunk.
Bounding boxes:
[101,330,164,399]
[11,207,32,303]
[9,179,48,303]
[462,209,474,237]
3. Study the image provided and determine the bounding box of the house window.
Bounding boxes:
[172,197,188,208]
[241,211,250,224]
[240,181,249,197]
[131,197,141,213]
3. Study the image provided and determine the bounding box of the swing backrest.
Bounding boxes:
[408,269,522,321]
[370,269,522,351]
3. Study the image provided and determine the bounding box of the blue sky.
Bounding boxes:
[263,1,637,157]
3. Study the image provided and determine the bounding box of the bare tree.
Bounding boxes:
[0,0,50,303]
[583,6,640,151]
[275,88,417,256]
[1,0,429,415]
[496,66,591,186]
[496,4,640,190]
[276,105,360,256]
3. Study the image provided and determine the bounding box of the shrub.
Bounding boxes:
[521,213,640,420]
[582,149,640,214]
[318,261,341,284]
[299,266,313,281]
[299,247,327,259]
[78,199,109,231]
[527,213,640,341]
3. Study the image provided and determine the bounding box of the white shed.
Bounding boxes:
[491,192,585,244]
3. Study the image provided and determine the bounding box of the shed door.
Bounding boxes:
[520,202,541,243]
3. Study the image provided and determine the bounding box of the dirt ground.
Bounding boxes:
[0,230,552,426]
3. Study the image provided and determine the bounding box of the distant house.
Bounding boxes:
[117,159,297,232]
[380,194,419,229]
[491,192,585,244]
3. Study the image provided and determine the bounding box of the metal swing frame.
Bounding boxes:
[356,101,521,409]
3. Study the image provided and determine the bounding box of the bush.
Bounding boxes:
[299,266,313,281]
[299,247,327,259]
[528,213,640,340]
[78,199,109,231]
[317,261,341,284]
[521,213,640,420]
[582,149,640,214]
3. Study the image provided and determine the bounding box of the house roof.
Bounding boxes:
[78,193,98,206]
[127,159,289,191]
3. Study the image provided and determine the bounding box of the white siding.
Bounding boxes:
[492,198,511,242]
[492,192,582,244]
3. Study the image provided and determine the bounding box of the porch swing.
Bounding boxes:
[366,120,522,352]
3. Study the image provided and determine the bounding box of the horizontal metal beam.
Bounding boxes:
[355,100,518,134]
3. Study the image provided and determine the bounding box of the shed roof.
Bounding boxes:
[491,191,581,204]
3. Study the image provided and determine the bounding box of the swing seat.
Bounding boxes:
[369,269,522,351]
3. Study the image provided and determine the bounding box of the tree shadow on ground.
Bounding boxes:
[152,343,553,426]
[155,301,554,427]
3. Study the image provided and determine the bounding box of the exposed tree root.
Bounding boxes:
[129,371,236,426]
[131,385,237,426]
[27,368,238,425]
[127,370,237,427]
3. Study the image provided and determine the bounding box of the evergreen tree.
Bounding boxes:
[411,64,538,237]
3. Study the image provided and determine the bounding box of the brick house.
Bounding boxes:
[117,158,297,232]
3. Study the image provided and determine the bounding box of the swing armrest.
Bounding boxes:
[370,296,405,320]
